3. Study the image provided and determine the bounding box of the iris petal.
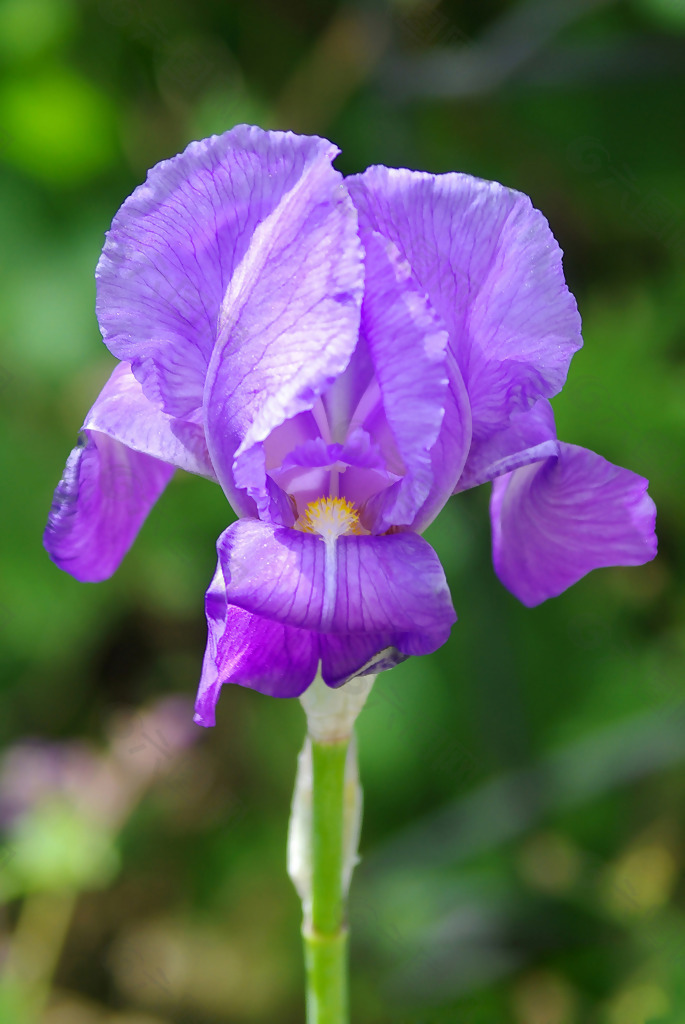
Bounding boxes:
[217,519,455,639]
[43,361,218,581]
[195,521,455,710]
[97,126,346,422]
[490,442,658,606]
[347,167,582,442]
[84,361,216,478]
[412,357,472,532]
[194,560,317,726]
[44,432,173,583]
[319,634,408,687]
[203,140,364,519]
[456,398,557,493]
[360,231,471,531]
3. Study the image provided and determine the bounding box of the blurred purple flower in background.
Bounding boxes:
[0,698,197,832]
[44,126,657,725]
[0,698,199,897]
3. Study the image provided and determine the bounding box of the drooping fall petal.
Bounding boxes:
[195,561,317,725]
[490,443,658,606]
[44,433,173,583]
[43,361,215,581]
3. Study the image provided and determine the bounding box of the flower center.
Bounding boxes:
[296,496,361,540]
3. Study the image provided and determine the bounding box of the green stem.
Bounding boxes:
[304,736,350,1024]
[303,925,348,1024]
[290,671,372,1024]
[3,889,77,1019]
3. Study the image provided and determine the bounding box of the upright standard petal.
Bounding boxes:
[347,167,582,441]
[490,443,658,606]
[411,356,472,533]
[97,126,345,421]
[203,147,364,519]
[359,231,471,532]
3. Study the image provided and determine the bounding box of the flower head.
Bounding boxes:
[44,126,657,726]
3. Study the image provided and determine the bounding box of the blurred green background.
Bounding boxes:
[0,0,683,1021]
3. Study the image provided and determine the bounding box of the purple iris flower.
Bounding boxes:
[44,126,657,726]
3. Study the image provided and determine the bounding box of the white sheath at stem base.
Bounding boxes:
[287,669,376,1023]
[287,733,363,923]
[287,670,375,924]
[299,670,376,744]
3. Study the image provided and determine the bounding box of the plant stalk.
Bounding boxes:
[288,672,373,1024]
[304,736,350,1024]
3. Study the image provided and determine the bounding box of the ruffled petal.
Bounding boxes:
[97,126,345,420]
[44,432,173,583]
[84,361,215,479]
[411,355,472,532]
[44,361,219,583]
[194,559,317,726]
[203,148,364,519]
[347,167,582,442]
[359,232,470,531]
[456,398,557,493]
[217,519,456,639]
[194,519,456,716]
[490,443,658,607]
